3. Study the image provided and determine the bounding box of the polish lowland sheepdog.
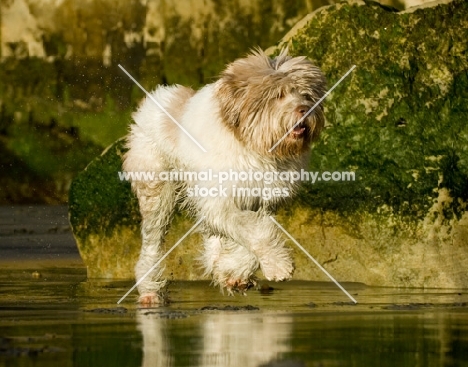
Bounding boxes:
[123,49,326,305]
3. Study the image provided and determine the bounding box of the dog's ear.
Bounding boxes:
[215,73,244,129]
[216,49,276,130]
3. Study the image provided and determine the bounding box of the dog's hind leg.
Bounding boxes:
[133,181,178,306]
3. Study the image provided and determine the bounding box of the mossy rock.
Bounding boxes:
[269,0,468,220]
[69,0,468,287]
[68,139,140,278]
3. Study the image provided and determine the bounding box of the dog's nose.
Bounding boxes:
[296,105,310,117]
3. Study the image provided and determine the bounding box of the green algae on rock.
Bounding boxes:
[269,0,468,221]
[68,139,141,278]
[69,0,468,287]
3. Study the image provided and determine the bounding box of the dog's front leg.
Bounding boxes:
[201,235,259,295]
[202,203,294,283]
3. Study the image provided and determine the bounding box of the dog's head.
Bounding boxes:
[215,48,326,157]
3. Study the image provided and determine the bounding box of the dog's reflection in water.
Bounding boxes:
[137,311,293,367]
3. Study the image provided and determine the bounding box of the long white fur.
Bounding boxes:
[123,49,326,305]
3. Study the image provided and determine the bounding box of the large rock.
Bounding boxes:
[69,0,468,287]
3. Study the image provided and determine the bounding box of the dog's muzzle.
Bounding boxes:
[290,105,313,139]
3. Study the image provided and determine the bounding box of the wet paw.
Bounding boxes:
[224,278,258,296]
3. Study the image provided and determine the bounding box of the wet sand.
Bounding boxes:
[0,206,84,268]
[1,206,468,367]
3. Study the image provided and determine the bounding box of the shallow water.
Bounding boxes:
[1,267,468,367]
[1,206,468,366]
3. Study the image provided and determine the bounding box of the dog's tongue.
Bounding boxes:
[292,125,305,136]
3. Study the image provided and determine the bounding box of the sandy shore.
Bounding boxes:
[0,205,84,269]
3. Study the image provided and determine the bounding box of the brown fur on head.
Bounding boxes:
[215,48,327,157]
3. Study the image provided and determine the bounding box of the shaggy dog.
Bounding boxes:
[123,49,326,305]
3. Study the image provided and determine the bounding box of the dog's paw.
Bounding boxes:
[138,292,168,307]
[260,256,294,282]
[224,278,258,296]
